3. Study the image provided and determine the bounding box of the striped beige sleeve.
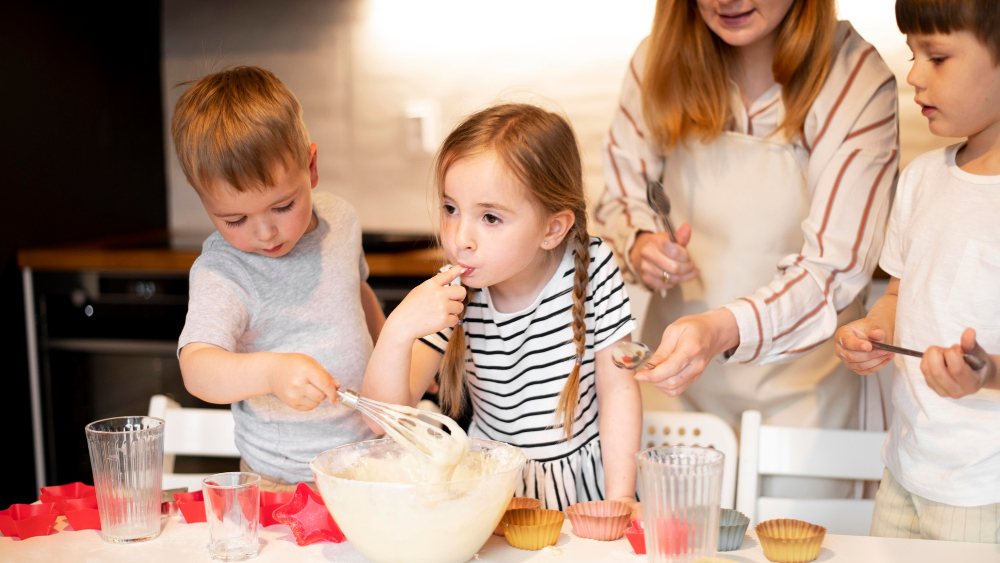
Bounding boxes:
[595,38,664,283]
[725,29,900,364]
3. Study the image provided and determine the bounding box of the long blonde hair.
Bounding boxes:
[434,104,590,441]
[642,0,837,151]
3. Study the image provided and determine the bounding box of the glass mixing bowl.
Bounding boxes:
[311,437,526,563]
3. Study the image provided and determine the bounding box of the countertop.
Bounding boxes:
[3,516,998,563]
[17,231,445,277]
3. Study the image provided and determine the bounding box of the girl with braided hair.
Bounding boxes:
[362,103,642,515]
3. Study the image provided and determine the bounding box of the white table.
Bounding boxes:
[2,516,998,562]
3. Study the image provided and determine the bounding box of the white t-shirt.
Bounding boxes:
[880,143,1000,506]
[178,191,376,483]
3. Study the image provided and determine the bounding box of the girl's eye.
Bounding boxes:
[443,203,457,215]
[274,200,296,213]
[225,217,247,228]
[930,57,946,64]
[483,213,502,225]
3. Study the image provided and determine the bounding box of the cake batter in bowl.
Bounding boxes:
[311,437,526,563]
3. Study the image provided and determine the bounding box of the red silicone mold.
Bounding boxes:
[272,483,344,545]
[0,503,59,539]
[62,496,101,531]
[174,490,206,524]
[38,482,96,511]
[625,519,645,554]
[259,491,294,528]
[651,517,691,556]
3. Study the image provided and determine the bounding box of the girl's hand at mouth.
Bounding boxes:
[383,264,468,343]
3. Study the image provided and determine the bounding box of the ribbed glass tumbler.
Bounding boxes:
[85,416,164,544]
[636,446,724,563]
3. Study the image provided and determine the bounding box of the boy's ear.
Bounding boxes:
[309,143,319,189]
[542,209,576,249]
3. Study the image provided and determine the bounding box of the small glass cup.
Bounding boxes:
[85,416,164,544]
[636,445,724,563]
[203,472,261,561]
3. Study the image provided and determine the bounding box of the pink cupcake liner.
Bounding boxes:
[565,500,632,541]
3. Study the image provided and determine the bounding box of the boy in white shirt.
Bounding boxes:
[834,0,1000,543]
[172,67,384,490]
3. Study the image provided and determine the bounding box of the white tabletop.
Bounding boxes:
[2,516,998,563]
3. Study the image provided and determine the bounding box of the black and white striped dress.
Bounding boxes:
[420,238,635,510]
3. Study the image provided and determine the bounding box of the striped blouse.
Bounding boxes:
[420,238,635,509]
[595,21,900,363]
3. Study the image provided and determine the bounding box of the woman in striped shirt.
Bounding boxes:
[363,104,642,514]
[596,0,899,497]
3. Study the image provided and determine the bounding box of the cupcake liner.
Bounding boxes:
[0,503,59,539]
[173,490,206,524]
[756,519,826,563]
[500,508,564,551]
[565,500,631,541]
[493,497,542,535]
[624,519,645,554]
[717,508,749,551]
[63,496,101,531]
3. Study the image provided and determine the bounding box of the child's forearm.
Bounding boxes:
[360,282,386,345]
[179,343,275,404]
[868,277,899,340]
[595,343,642,501]
[361,324,420,407]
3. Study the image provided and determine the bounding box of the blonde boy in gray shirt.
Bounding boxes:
[173,67,384,489]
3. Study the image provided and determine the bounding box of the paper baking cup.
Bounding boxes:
[756,519,826,563]
[500,508,564,550]
[717,508,750,551]
[565,500,632,541]
[493,497,542,535]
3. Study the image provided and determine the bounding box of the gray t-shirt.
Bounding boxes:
[178,191,376,482]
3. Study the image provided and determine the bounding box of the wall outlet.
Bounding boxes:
[404,100,440,154]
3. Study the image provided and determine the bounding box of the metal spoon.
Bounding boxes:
[646,181,677,243]
[612,341,656,371]
[871,341,987,371]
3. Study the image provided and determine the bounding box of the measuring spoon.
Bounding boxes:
[611,341,657,371]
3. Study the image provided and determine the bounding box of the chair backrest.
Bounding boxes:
[641,410,739,509]
[148,395,240,491]
[735,410,888,535]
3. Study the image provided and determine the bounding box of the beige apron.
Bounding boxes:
[641,132,863,498]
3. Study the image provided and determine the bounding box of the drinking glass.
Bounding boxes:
[203,472,261,561]
[636,446,724,562]
[85,416,165,543]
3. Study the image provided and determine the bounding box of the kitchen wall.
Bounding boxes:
[163,0,952,240]
[163,0,657,239]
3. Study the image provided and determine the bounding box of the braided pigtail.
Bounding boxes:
[554,222,590,441]
[438,288,473,419]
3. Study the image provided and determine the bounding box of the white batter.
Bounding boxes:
[314,440,523,563]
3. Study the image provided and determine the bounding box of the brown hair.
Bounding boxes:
[435,104,589,441]
[642,0,837,151]
[896,0,1000,64]
[171,66,311,192]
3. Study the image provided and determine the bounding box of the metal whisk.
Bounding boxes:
[338,388,469,470]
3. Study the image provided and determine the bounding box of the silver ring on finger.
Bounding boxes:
[661,270,672,284]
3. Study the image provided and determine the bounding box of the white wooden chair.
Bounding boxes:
[148,394,241,491]
[641,410,739,509]
[735,410,888,536]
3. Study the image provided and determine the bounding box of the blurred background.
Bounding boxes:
[1,0,950,506]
